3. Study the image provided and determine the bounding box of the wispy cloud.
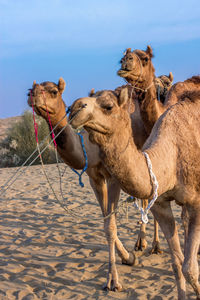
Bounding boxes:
[1,0,200,58]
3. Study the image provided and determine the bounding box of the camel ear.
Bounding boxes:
[58,77,66,93]
[32,80,36,88]
[124,48,131,55]
[146,45,153,58]
[119,88,129,106]
[89,88,95,97]
[169,72,173,82]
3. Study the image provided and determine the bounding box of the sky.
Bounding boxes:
[0,0,200,118]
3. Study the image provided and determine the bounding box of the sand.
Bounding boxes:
[0,163,197,299]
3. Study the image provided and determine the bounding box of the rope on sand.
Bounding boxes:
[0,118,67,197]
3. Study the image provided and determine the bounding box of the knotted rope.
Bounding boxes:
[104,151,159,223]
[130,152,158,223]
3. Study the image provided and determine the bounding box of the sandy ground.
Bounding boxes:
[0,164,197,299]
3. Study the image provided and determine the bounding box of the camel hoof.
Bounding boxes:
[150,242,163,254]
[122,251,136,266]
[102,281,123,292]
[134,238,147,251]
[102,284,110,291]
[112,285,123,292]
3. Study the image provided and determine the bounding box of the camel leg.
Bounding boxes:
[103,177,136,291]
[135,199,148,251]
[182,205,200,299]
[151,201,186,300]
[135,199,162,254]
[181,205,189,255]
[88,174,135,292]
[150,219,162,254]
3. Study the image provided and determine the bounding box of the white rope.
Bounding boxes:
[132,152,159,223]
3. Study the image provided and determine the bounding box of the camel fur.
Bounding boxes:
[69,88,200,300]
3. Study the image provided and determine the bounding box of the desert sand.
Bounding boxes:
[0,163,197,299]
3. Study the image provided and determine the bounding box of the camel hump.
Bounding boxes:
[185,75,200,85]
[180,90,200,102]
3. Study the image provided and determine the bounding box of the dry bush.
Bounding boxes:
[0,110,56,167]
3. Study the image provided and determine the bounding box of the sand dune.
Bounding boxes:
[0,164,197,299]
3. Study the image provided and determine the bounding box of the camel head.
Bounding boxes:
[155,72,174,101]
[117,46,155,88]
[69,88,131,145]
[154,72,174,103]
[27,78,66,124]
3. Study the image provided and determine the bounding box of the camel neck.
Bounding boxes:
[97,123,154,199]
[138,85,165,134]
[46,114,88,169]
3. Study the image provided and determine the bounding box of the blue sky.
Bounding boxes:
[1,0,200,118]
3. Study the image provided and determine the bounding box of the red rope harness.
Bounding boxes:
[42,91,57,148]
[30,89,57,149]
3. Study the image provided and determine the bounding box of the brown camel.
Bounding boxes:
[118,46,174,251]
[27,78,140,292]
[69,88,200,299]
[117,46,200,254]
[117,46,174,134]
[89,86,163,253]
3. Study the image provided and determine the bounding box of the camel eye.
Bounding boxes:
[104,105,113,111]
[128,57,133,61]
[51,90,58,96]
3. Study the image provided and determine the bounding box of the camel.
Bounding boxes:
[118,46,200,135]
[89,85,163,253]
[117,46,174,135]
[69,87,200,299]
[117,46,174,251]
[117,46,200,254]
[27,78,141,292]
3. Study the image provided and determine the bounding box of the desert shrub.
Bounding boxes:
[0,110,56,167]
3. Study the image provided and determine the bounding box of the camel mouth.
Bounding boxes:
[117,69,130,77]
[31,104,54,117]
[70,115,107,135]
[84,122,108,135]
